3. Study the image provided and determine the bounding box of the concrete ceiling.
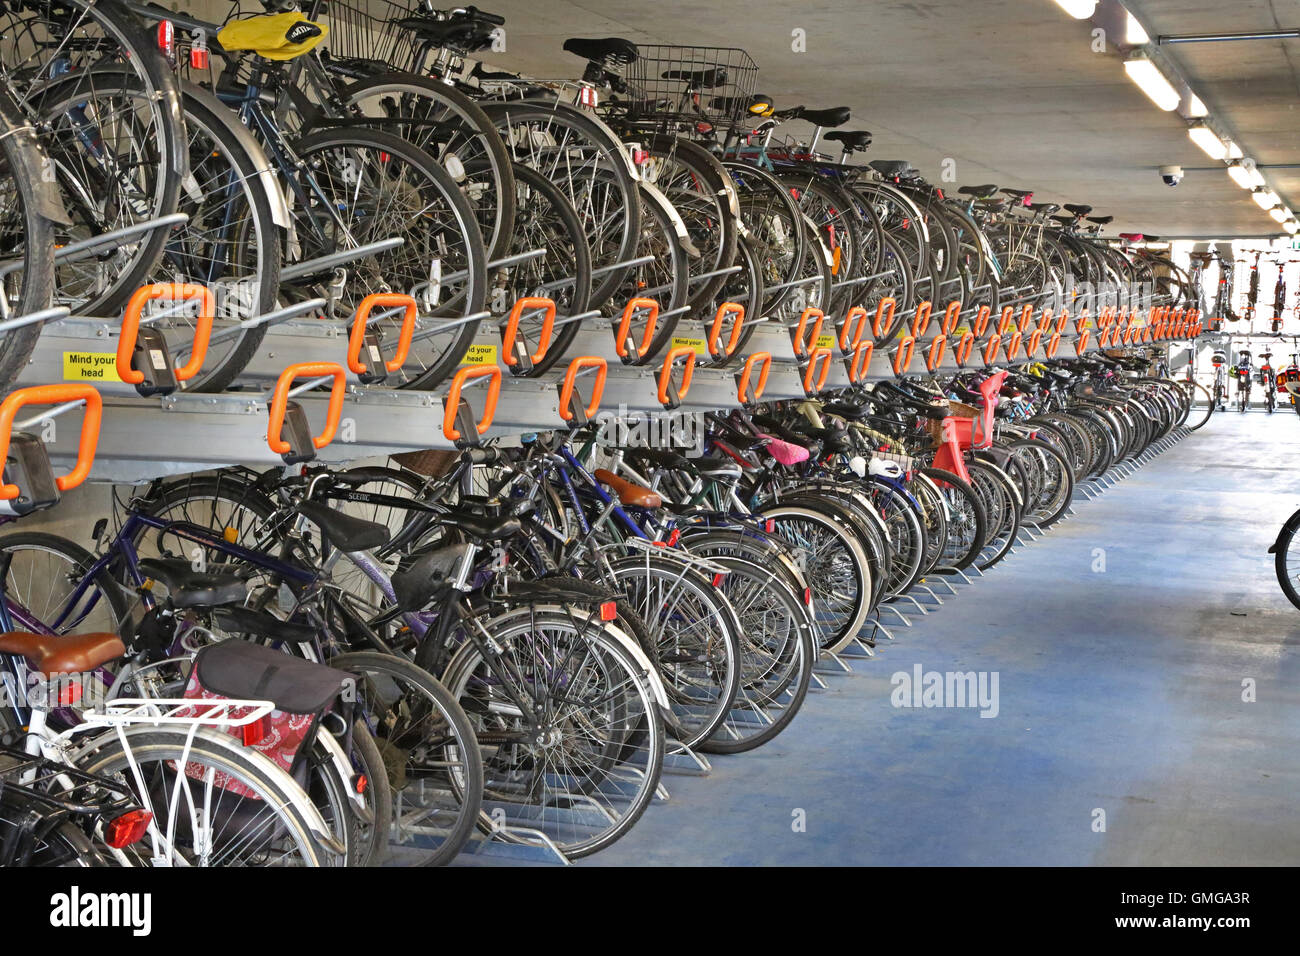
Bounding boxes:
[471,0,1300,238]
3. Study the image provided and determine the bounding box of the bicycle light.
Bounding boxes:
[104,809,153,849]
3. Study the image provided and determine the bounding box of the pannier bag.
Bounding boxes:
[178,640,348,798]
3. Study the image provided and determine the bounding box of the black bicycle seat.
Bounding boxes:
[1050,214,1074,226]
[822,400,868,420]
[391,543,473,610]
[394,9,501,52]
[800,106,851,128]
[870,159,914,178]
[562,37,638,65]
[210,606,318,645]
[1064,203,1092,216]
[825,129,872,151]
[660,67,727,88]
[437,507,522,542]
[1029,202,1060,215]
[1001,188,1033,199]
[138,558,247,609]
[296,500,391,552]
[1086,215,1114,225]
[957,184,999,199]
[628,447,694,472]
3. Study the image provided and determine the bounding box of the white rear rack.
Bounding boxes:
[79,698,276,729]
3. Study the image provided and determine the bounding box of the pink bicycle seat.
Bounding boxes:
[759,434,810,465]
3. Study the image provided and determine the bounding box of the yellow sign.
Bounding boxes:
[815,334,836,349]
[461,343,497,365]
[670,335,707,356]
[63,351,122,382]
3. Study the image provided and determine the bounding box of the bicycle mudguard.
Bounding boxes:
[0,89,70,226]
[1266,508,1300,554]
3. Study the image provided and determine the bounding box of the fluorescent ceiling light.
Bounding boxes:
[1053,0,1098,19]
[1253,188,1280,209]
[1227,162,1254,189]
[1184,93,1207,117]
[1124,54,1180,111]
[1126,14,1150,44]
[1225,141,1243,160]
[1285,220,1300,235]
[1188,123,1226,160]
[1270,206,1290,223]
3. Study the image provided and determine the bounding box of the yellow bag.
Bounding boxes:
[218,13,328,61]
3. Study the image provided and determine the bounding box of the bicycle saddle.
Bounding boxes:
[758,434,811,465]
[1188,251,1214,262]
[660,67,727,89]
[957,184,999,199]
[694,457,744,479]
[391,543,473,610]
[394,6,504,51]
[870,160,914,179]
[1063,203,1092,216]
[0,631,125,676]
[296,500,391,552]
[562,37,638,65]
[627,447,694,473]
[217,14,328,61]
[1000,188,1033,200]
[709,94,775,117]
[138,558,247,609]
[436,507,522,542]
[799,106,851,128]
[824,130,872,151]
[1050,214,1075,226]
[821,399,868,420]
[210,606,317,645]
[1029,202,1060,215]
[1086,215,1114,225]
[593,469,662,508]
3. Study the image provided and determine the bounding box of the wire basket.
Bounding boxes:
[308,0,424,72]
[624,45,758,127]
[871,449,915,474]
[925,400,978,445]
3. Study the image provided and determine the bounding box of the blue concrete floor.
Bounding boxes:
[585,410,1300,866]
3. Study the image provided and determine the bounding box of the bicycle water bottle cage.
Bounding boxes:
[0,432,60,517]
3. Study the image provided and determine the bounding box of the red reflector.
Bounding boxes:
[354,774,368,795]
[712,572,725,587]
[936,188,945,200]
[57,682,83,706]
[156,20,174,58]
[379,151,390,163]
[764,519,775,534]
[190,45,209,70]
[695,121,713,135]
[242,713,271,746]
[667,528,681,547]
[803,587,813,606]
[104,809,153,848]
[632,149,649,165]
[599,601,618,621]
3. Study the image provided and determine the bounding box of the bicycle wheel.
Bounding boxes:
[0,90,54,389]
[148,85,283,392]
[697,554,815,754]
[72,726,329,866]
[723,161,805,317]
[615,182,689,358]
[328,650,483,866]
[440,605,664,859]
[290,126,488,391]
[0,531,127,636]
[606,552,741,749]
[917,467,986,571]
[1272,508,1300,611]
[759,502,872,654]
[1007,438,1074,528]
[340,72,517,260]
[967,459,1021,571]
[0,790,111,866]
[484,101,639,311]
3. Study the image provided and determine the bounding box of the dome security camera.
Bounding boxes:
[1159,165,1183,187]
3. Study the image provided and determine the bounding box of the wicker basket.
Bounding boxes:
[391,448,458,478]
[926,400,978,445]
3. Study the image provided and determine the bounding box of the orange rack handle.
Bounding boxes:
[1045,332,1061,359]
[614,297,660,360]
[925,334,948,372]
[982,334,1002,366]
[792,307,825,359]
[1055,308,1070,335]
[1004,330,1023,361]
[1024,329,1043,357]
[804,347,833,394]
[873,297,897,338]
[954,331,976,366]
[737,351,773,403]
[117,283,214,384]
[972,305,992,337]
[708,302,746,360]
[657,346,696,405]
[941,301,961,335]
[347,293,418,375]
[1037,308,1054,334]
[1076,329,1091,353]
[442,364,502,442]
[1018,304,1035,334]
[892,336,916,376]
[996,306,1015,337]
[839,306,871,352]
[502,296,556,367]
[910,301,933,339]
[557,356,607,422]
[0,384,102,499]
[848,340,874,382]
[267,362,346,455]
